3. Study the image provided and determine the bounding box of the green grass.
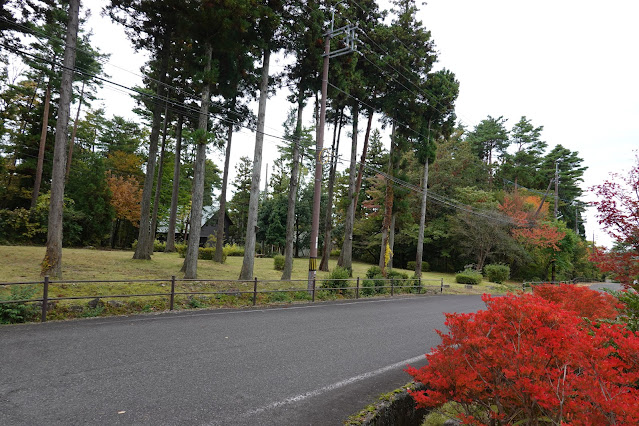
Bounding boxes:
[0,245,521,322]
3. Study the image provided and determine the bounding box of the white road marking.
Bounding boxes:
[238,354,428,419]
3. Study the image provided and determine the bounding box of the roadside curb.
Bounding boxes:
[345,382,428,426]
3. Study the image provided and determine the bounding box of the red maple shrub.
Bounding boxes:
[407,291,639,425]
[532,283,622,321]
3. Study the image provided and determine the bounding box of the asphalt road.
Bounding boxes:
[0,294,488,425]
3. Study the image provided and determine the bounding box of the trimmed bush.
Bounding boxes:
[363,274,387,295]
[175,244,226,262]
[321,266,352,294]
[199,247,214,260]
[387,269,409,290]
[406,261,429,272]
[223,244,244,256]
[361,279,376,296]
[131,239,166,252]
[455,269,483,285]
[273,255,285,271]
[153,240,166,252]
[484,263,510,284]
[366,265,382,279]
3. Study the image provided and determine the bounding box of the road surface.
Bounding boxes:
[1,294,487,425]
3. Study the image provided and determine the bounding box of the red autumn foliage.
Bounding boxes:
[590,248,639,291]
[500,195,565,251]
[590,154,639,289]
[514,224,566,251]
[407,288,639,425]
[532,283,622,320]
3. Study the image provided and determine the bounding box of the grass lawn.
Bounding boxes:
[0,245,521,322]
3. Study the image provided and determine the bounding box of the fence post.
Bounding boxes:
[356,277,360,299]
[253,277,258,306]
[312,278,316,303]
[41,276,49,323]
[170,275,175,311]
[440,278,443,293]
[418,277,421,294]
[391,279,394,297]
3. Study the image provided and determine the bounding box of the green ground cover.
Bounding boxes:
[0,246,521,322]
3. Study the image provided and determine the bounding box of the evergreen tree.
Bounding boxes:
[106,0,183,260]
[465,115,510,186]
[41,0,79,278]
[498,116,546,189]
[240,0,285,280]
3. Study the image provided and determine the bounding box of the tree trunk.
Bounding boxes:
[379,121,396,276]
[182,43,212,279]
[165,114,183,252]
[415,159,429,277]
[389,212,397,269]
[110,218,120,249]
[338,102,359,273]
[294,161,303,258]
[215,100,236,263]
[239,48,270,280]
[133,34,171,260]
[149,103,169,254]
[65,80,84,182]
[319,108,344,272]
[182,213,189,244]
[41,0,79,278]
[6,75,42,193]
[31,81,51,210]
[281,95,304,280]
[354,103,375,204]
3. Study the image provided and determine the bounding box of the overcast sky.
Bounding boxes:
[86,0,639,248]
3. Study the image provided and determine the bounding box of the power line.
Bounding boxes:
[502,178,577,204]
[1,43,300,152]
[0,16,292,137]
[346,158,520,226]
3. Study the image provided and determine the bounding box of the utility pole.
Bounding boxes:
[307,10,357,291]
[554,161,559,220]
[552,161,559,282]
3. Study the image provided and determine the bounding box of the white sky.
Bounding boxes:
[85,0,639,248]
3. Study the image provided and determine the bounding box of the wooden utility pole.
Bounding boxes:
[308,36,331,290]
[554,161,559,219]
[307,14,358,290]
[552,161,559,282]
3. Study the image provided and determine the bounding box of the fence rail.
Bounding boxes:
[0,276,446,323]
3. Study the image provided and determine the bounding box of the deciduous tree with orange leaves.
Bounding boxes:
[106,173,142,225]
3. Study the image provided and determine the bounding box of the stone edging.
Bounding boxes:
[344,382,429,426]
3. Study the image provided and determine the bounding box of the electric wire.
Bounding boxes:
[1,43,299,150]
[354,160,520,226]
[0,15,290,138]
